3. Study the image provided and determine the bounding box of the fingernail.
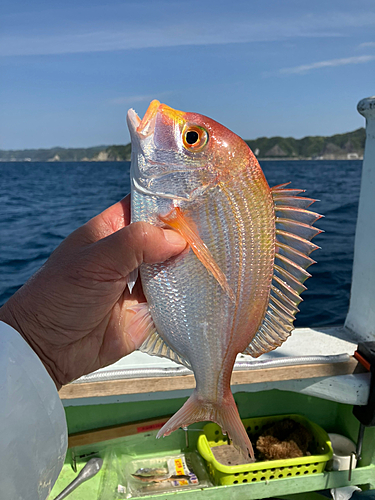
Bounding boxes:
[162,229,186,246]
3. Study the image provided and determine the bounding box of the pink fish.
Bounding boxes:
[126,100,321,460]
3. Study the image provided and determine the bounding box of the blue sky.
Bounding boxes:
[1,0,374,149]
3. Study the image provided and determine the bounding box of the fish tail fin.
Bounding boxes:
[157,390,254,461]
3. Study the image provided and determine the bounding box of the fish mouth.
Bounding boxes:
[126,108,142,138]
[128,100,215,201]
[126,99,160,140]
[127,99,185,140]
[137,99,160,137]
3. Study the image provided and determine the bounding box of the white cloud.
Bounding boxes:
[1,10,375,57]
[279,55,375,75]
[359,41,375,48]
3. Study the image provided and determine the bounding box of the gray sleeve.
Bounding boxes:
[0,321,67,499]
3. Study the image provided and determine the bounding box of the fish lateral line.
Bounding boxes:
[159,206,236,302]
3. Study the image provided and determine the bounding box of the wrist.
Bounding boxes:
[0,296,62,390]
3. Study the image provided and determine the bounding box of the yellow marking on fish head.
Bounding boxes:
[156,103,257,181]
[136,99,160,137]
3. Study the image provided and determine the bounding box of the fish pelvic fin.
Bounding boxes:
[159,206,236,302]
[243,184,322,358]
[127,268,139,294]
[157,390,255,461]
[125,302,157,348]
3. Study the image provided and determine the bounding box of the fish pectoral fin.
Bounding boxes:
[159,206,235,302]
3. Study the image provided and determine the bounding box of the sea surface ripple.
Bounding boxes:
[0,160,362,328]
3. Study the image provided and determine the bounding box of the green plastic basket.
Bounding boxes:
[197,414,333,486]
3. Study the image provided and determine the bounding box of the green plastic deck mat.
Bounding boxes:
[197,414,333,486]
[50,427,375,499]
[55,390,375,498]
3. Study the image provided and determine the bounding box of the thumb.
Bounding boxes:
[92,221,187,278]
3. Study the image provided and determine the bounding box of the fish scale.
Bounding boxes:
[127,100,321,460]
[225,180,274,295]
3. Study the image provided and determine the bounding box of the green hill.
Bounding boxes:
[94,144,131,161]
[0,146,107,162]
[246,128,365,159]
[0,128,365,162]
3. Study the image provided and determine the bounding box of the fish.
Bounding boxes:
[126,100,321,460]
[132,473,191,483]
[134,467,169,477]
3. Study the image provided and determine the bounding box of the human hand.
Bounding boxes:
[0,195,186,390]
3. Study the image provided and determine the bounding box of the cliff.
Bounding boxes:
[0,128,365,162]
[246,128,365,160]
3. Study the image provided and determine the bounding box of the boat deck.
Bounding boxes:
[52,326,375,499]
[59,325,370,407]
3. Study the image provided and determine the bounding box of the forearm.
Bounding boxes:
[0,290,63,390]
[0,320,67,498]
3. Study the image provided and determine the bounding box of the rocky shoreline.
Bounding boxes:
[0,128,365,162]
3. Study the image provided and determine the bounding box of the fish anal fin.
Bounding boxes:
[243,185,321,358]
[139,323,192,369]
[159,206,235,302]
[126,303,190,367]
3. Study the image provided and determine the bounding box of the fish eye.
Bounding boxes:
[182,125,208,151]
[186,130,199,145]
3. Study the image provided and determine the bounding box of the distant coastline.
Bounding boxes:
[0,128,365,162]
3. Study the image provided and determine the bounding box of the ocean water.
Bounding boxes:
[0,160,362,328]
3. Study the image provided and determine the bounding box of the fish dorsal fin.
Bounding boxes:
[131,303,192,368]
[243,184,323,358]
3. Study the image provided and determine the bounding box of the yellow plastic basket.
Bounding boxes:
[197,414,333,486]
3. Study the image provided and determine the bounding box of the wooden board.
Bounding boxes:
[68,415,172,448]
[59,356,362,400]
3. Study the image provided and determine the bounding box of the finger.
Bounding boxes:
[92,195,131,234]
[92,221,187,278]
[71,195,132,246]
